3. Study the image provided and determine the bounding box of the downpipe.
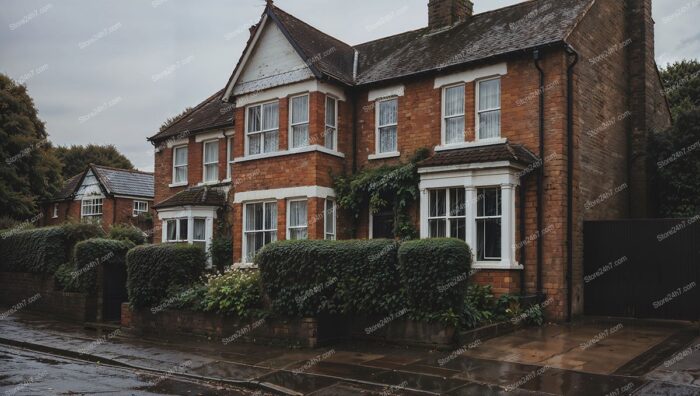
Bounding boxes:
[565,45,579,322]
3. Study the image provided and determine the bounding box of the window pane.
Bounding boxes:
[193,219,206,241]
[450,188,465,216]
[245,234,259,261]
[179,219,188,241]
[379,99,397,126]
[324,127,336,150]
[291,95,309,123]
[429,190,446,217]
[379,126,397,153]
[263,131,279,153]
[204,141,218,163]
[245,203,259,231]
[262,102,279,130]
[429,219,447,238]
[479,79,500,110]
[174,147,188,166]
[445,116,464,144]
[265,202,277,230]
[290,228,308,240]
[450,218,466,240]
[479,110,501,139]
[477,218,502,260]
[248,134,261,155]
[248,106,261,132]
[445,85,464,117]
[205,164,218,182]
[175,166,187,183]
[292,125,309,148]
[167,220,177,241]
[326,97,336,127]
[289,201,307,227]
[325,200,335,239]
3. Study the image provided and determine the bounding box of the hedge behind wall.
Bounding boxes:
[57,238,134,294]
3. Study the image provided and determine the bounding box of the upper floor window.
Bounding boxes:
[476,78,501,140]
[247,101,279,155]
[173,146,188,184]
[376,98,398,154]
[443,84,465,145]
[287,199,308,240]
[290,95,309,149]
[81,198,103,217]
[133,200,148,217]
[476,187,502,261]
[203,140,219,183]
[325,96,337,151]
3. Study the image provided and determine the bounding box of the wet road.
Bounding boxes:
[0,345,256,396]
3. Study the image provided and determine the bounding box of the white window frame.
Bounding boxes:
[81,198,103,217]
[286,198,308,240]
[475,187,502,261]
[325,95,338,151]
[245,100,279,156]
[324,198,336,240]
[202,139,219,183]
[427,188,467,238]
[133,200,148,217]
[172,145,188,185]
[442,83,466,145]
[243,200,278,263]
[164,218,189,243]
[375,97,399,155]
[192,218,207,248]
[52,203,59,218]
[475,77,501,141]
[289,94,310,149]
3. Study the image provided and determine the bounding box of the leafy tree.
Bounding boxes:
[160,107,193,132]
[55,144,134,179]
[0,74,63,220]
[651,60,700,216]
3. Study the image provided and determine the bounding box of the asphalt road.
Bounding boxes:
[0,345,259,396]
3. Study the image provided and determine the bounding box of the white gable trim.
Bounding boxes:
[433,62,508,89]
[224,14,270,101]
[368,84,405,102]
[235,80,346,108]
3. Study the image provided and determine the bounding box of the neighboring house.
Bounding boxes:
[148,0,671,321]
[42,164,155,231]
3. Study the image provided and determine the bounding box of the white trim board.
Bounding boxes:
[233,186,335,203]
[195,131,225,142]
[434,62,508,89]
[235,79,346,108]
[368,84,405,101]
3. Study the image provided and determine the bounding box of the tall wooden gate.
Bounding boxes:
[584,219,699,321]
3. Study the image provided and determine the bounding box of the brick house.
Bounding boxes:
[42,164,155,231]
[148,0,671,321]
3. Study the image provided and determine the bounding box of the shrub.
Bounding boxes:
[397,238,472,323]
[257,239,402,317]
[109,224,146,245]
[69,238,134,294]
[461,285,495,329]
[126,244,206,309]
[209,237,233,273]
[201,269,264,317]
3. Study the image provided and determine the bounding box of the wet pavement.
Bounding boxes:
[0,311,698,395]
[0,345,253,395]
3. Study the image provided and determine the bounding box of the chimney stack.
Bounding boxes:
[428,0,473,30]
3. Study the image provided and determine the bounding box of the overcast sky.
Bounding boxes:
[1,0,698,172]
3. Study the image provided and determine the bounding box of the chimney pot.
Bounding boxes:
[428,0,473,30]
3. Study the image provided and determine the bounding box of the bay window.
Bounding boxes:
[247,101,279,155]
[193,218,206,249]
[244,201,277,262]
[290,94,309,149]
[443,84,465,145]
[325,96,337,150]
[287,199,308,240]
[476,187,502,261]
[376,98,398,154]
[428,188,466,239]
[477,78,501,140]
[173,146,188,184]
[203,140,219,183]
[165,218,188,243]
[325,199,336,240]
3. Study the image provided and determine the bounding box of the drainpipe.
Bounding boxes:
[565,45,579,322]
[519,174,527,296]
[533,49,545,297]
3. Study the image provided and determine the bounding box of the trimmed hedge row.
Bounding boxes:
[126,244,207,309]
[0,223,104,274]
[56,238,134,294]
[257,238,472,320]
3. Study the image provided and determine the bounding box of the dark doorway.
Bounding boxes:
[372,208,395,239]
[101,261,128,322]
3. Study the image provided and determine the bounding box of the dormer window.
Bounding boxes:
[443,84,465,145]
[290,94,309,149]
[376,98,398,154]
[246,101,279,155]
[476,78,501,140]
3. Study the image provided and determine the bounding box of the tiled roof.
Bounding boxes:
[153,186,226,209]
[51,172,84,201]
[91,165,154,199]
[419,143,539,168]
[149,89,234,143]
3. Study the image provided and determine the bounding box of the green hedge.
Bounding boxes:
[57,239,133,294]
[0,223,104,274]
[126,244,206,309]
[257,239,403,317]
[108,224,146,245]
[397,238,472,321]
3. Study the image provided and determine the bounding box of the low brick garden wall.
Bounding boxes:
[0,272,96,323]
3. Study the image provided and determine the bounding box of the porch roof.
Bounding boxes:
[154,186,226,209]
[418,143,539,168]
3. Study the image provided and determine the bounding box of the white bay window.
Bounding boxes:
[247,101,279,155]
[476,188,502,261]
[159,208,217,266]
[428,188,466,239]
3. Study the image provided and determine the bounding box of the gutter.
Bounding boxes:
[565,44,579,322]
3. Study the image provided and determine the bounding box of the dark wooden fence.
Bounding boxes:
[584,219,699,321]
